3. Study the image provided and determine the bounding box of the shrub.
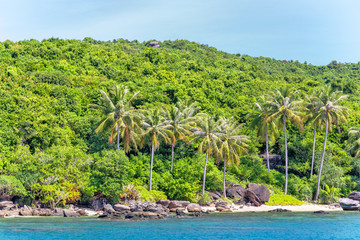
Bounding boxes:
[266,193,303,206]
[0,175,27,200]
[135,186,167,202]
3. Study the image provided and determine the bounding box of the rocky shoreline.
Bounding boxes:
[0,183,347,220]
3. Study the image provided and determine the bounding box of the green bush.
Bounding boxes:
[266,194,303,206]
[135,186,167,202]
[0,175,27,199]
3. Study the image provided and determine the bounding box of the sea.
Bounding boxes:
[0,212,358,239]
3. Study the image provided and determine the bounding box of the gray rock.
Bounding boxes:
[268,208,292,212]
[0,201,15,210]
[156,199,170,208]
[245,190,262,206]
[125,211,166,220]
[314,211,329,214]
[247,183,270,203]
[187,203,202,212]
[90,196,109,211]
[104,204,115,213]
[169,200,190,209]
[226,185,245,199]
[63,209,80,217]
[113,204,130,212]
[339,198,360,210]
[348,192,360,201]
[208,192,221,200]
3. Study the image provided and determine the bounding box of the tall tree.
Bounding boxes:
[268,87,302,194]
[191,115,223,195]
[163,101,199,171]
[314,87,349,201]
[217,118,249,197]
[348,127,360,157]
[140,109,171,191]
[248,96,278,172]
[92,85,139,152]
[303,91,322,178]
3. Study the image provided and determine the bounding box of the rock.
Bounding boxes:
[314,211,329,214]
[125,212,166,220]
[104,204,115,213]
[187,203,202,212]
[245,190,262,206]
[0,201,15,210]
[19,210,32,216]
[339,198,360,210]
[348,192,360,201]
[226,185,245,199]
[145,204,164,213]
[76,209,87,216]
[113,204,130,212]
[63,209,80,217]
[169,207,185,212]
[169,200,190,209]
[188,211,203,217]
[175,209,186,216]
[156,199,170,208]
[90,196,109,211]
[247,183,270,203]
[268,208,292,212]
[208,192,221,200]
[215,201,230,211]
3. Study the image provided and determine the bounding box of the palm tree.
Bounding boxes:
[303,91,322,178]
[163,101,199,171]
[217,118,249,197]
[268,87,302,194]
[191,115,224,195]
[348,127,360,157]
[140,109,172,190]
[248,96,278,172]
[314,87,349,201]
[92,84,139,152]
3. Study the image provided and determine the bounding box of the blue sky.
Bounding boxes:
[1,0,359,65]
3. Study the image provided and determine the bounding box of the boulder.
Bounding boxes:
[314,211,329,214]
[169,207,185,212]
[268,208,292,212]
[156,199,170,208]
[0,201,15,210]
[226,185,245,199]
[215,201,230,211]
[76,209,87,216]
[348,192,360,201]
[339,198,360,211]
[125,212,166,220]
[247,183,270,203]
[19,210,32,216]
[90,196,109,211]
[169,200,190,209]
[104,204,115,213]
[175,209,186,216]
[187,203,202,212]
[208,192,221,200]
[245,190,262,206]
[63,209,80,217]
[113,204,130,212]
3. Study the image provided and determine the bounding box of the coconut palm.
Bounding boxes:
[163,101,199,171]
[303,91,323,178]
[217,118,249,197]
[248,96,278,172]
[268,87,302,194]
[92,84,139,152]
[314,87,349,201]
[140,109,172,190]
[348,127,360,157]
[191,115,224,195]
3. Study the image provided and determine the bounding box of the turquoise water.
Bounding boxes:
[0,212,359,239]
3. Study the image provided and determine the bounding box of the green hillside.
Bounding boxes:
[0,38,359,205]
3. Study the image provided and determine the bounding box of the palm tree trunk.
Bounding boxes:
[171,143,175,171]
[310,124,316,178]
[149,143,155,191]
[266,125,270,172]
[283,114,288,195]
[202,148,209,195]
[116,127,120,150]
[223,155,227,198]
[315,118,328,201]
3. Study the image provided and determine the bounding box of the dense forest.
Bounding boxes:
[1,38,360,207]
